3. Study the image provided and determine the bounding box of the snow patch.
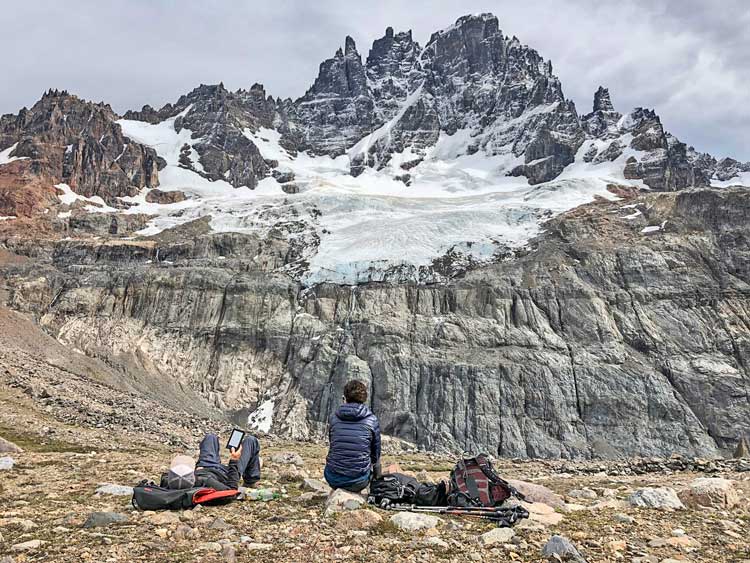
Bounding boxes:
[247,400,275,433]
[55,183,118,213]
[0,143,29,166]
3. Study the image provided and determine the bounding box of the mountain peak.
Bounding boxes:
[593,86,615,113]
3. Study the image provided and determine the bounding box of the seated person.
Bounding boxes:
[324,380,381,492]
[163,432,261,491]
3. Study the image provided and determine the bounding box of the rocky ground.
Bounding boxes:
[0,305,749,563]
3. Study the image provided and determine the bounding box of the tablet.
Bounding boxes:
[226,428,245,450]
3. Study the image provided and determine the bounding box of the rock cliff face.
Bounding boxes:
[1,13,750,460]
[3,188,749,458]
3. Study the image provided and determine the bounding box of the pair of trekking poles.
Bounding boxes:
[378,500,530,527]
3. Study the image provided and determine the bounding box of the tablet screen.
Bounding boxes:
[227,429,245,450]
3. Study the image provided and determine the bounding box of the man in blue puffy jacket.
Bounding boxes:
[324,380,382,492]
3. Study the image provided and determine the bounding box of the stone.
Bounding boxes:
[390,512,440,532]
[629,488,685,510]
[222,545,236,562]
[11,539,43,552]
[209,517,233,530]
[335,509,382,531]
[95,483,134,496]
[0,437,22,453]
[270,452,304,467]
[145,189,186,204]
[507,479,565,508]
[525,502,564,526]
[424,537,449,548]
[300,478,331,495]
[606,540,626,551]
[174,524,198,540]
[200,542,223,552]
[678,477,740,509]
[154,528,169,539]
[0,457,14,471]
[542,535,586,562]
[245,543,273,551]
[478,527,516,546]
[148,511,181,526]
[325,488,365,515]
[83,512,129,528]
[567,488,597,500]
[613,513,634,524]
[665,535,700,548]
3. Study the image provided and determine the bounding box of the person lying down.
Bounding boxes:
[163,433,261,491]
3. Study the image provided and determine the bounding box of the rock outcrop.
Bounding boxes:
[3,188,749,458]
[0,90,160,204]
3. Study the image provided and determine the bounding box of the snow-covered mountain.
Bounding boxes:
[1,13,748,284]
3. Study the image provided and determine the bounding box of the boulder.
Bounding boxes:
[525,501,564,526]
[145,188,187,204]
[678,478,740,509]
[507,479,565,508]
[628,487,685,510]
[300,478,331,496]
[478,527,516,546]
[325,488,365,515]
[567,488,597,501]
[390,512,440,532]
[542,535,587,562]
[0,437,22,453]
[11,539,43,552]
[335,509,383,531]
[95,483,134,496]
[83,512,129,528]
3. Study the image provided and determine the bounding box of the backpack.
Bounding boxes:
[447,454,523,507]
[368,473,420,507]
[414,481,449,507]
[131,480,239,511]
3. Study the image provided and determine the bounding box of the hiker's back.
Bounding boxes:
[326,403,379,477]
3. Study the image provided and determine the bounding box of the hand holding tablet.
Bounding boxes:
[226,428,245,450]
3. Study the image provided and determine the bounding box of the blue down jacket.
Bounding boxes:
[325,403,381,477]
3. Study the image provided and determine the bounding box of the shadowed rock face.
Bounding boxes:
[0,90,160,203]
[4,188,749,458]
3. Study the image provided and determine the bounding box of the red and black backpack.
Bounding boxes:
[447,454,524,507]
[132,480,239,511]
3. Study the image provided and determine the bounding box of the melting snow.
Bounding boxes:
[55,184,118,213]
[247,399,274,433]
[0,216,17,221]
[113,114,652,285]
[711,171,750,188]
[0,143,29,166]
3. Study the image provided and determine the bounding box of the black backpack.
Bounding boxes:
[414,481,449,507]
[368,473,420,507]
[132,480,239,511]
[447,454,523,507]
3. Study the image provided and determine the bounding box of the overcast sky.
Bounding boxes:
[3,0,748,160]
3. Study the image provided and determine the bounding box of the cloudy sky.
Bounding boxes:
[3,0,749,159]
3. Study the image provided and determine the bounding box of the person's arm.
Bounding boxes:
[224,446,241,490]
[370,416,381,467]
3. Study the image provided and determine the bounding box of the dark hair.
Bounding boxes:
[343,380,368,404]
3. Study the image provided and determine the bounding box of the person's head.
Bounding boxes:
[343,380,368,404]
[166,454,196,490]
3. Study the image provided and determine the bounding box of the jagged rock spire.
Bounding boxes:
[593,86,615,113]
